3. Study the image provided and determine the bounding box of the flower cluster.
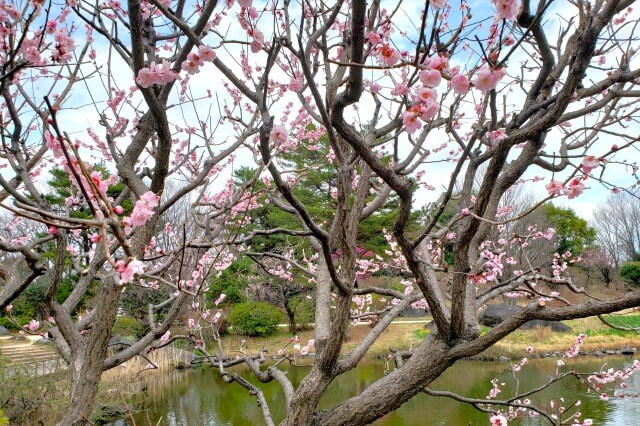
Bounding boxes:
[128,191,160,228]
[136,60,179,88]
[116,258,145,284]
[545,178,586,199]
[181,45,216,75]
[51,28,76,63]
[473,65,506,92]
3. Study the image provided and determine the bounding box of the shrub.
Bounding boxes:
[228,302,281,337]
[291,295,315,330]
[112,316,146,339]
[0,315,30,332]
[620,262,640,287]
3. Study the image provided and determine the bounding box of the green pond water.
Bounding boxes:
[123,356,640,425]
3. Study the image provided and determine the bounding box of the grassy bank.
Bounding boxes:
[209,314,640,361]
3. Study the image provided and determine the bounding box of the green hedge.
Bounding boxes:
[228,302,280,337]
[621,262,640,287]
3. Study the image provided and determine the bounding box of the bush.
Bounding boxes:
[290,295,315,330]
[112,316,146,339]
[620,262,640,287]
[228,302,281,336]
[0,316,30,332]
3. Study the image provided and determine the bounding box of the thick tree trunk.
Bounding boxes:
[57,279,121,425]
[62,350,109,425]
[284,295,353,425]
[283,366,333,426]
[312,339,452,425]
[285,302,297,334]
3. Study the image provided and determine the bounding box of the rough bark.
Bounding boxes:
[57,278,121,425]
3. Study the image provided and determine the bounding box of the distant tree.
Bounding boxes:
[593,193,640,266]
[545,204,596,256]
[582,248,615,286]
[249,279,313,333]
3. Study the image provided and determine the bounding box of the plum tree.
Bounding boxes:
[0,0,639,424]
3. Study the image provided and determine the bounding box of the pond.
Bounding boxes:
[123,355,640,425]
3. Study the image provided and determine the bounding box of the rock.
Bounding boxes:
[605,350,618,355]
[479,304,572,332]
[520,320,572,333]
[498,356,509,363]
[108,335,134,352]
[162,347,198,369]
[479,304,519,327]
[9,334,27,341]
[400,307,427,318]
[594,351,604,357]
[92,404,128,425]
[34,337,54,345]
[620,347,637,355]
[0,325,9,335]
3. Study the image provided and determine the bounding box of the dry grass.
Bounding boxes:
[481,315,640,359]
[198,322,426,361]
[101,345,184,383]
[208,314,640,362]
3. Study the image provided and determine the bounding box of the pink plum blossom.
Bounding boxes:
[214,293,227,306]
[117,259,145,284]
[182,53,203,75]
[492,0,520,21]
[488,129,507,145]
[490,414,508,426]
[413,86,437,103]
[402,108,422,134]
[419,100,440,121]
[420,69,442,88]
[426,56,448,71]
[129,191,159,227]
[563,178,586,199]
[451,73,470,95]
[159,330,170,345]
[581,155,600,173]
[379,44,401,67]
[136,60,178,88]
[473,66,505,92]
[198,45,216,61]
[270,125,288,145]
[27,319,40,331]
[289,77,303,92]
[503,33,516,46]
[545,180,564,196]
[368,31,382,45]
[392,83,409,96]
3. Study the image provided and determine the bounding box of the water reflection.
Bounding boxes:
[125,356,639,425]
